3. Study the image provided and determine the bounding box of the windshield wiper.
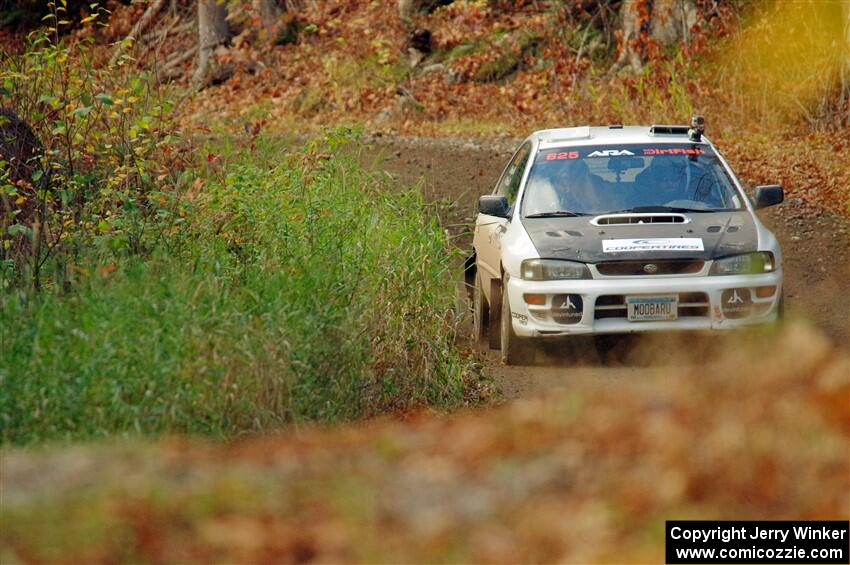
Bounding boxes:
[525,210,587,218]
[609,206,713,214]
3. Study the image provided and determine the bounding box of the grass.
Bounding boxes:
[0,130,484,445]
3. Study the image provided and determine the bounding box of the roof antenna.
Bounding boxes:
[689,115,705,142]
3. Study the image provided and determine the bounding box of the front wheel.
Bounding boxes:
[499,276,531,365]
[764,292,785,333]
[472,270,488,346]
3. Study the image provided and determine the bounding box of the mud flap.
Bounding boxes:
[488,277,502,350]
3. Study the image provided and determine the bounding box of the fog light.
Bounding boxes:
[755,286,776,298]
[552,294,583,324]
[524,293,546,305]
[721,288,753,319]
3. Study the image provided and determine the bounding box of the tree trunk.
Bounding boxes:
[398,0,415,21]
[193,0,229,87]
[843,0,850,126]
[254,0,281,32]
[613,0,697,73]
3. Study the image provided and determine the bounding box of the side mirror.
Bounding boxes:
[754,185,784,209]
[478,195,510,218]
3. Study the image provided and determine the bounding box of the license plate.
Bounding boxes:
[627,295,678,322]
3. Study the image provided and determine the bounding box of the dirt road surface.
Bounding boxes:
[364,135,850,397]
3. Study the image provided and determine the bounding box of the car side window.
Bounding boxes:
[496,142,532,208]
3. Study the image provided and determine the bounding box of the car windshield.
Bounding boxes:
[522,143,744,217]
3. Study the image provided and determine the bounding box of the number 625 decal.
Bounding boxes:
[545,151,579,161]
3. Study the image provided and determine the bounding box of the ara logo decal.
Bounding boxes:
[587,149,635,157]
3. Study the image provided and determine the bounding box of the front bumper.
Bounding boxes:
[506,270,783,337]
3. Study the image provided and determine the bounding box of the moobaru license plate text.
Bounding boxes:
[627,295,678,321]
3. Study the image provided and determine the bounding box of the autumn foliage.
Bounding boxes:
[177,0,849,214]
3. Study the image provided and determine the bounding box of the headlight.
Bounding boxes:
[709,252,775,275]
[521,259,590,280]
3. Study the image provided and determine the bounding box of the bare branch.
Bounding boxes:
[110,0,168,66]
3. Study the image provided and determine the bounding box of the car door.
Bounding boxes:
[474,141,531,299]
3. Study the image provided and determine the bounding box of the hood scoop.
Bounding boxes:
[523,210,757,263]
[591,213,689,226]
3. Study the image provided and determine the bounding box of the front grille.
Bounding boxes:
[596,259,704,276]
[594,292,710,320]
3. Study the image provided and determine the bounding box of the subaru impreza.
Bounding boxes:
[469,118,784,364]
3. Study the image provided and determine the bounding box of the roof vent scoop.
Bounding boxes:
[649,125,688,135]
[689,115,705,142]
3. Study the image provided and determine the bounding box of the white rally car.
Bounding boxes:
[469,118,784,364]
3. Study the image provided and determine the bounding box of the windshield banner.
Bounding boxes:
[537,143,712,163]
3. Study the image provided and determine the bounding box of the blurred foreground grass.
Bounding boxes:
[2,323,847,563]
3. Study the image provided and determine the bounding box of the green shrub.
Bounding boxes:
[0,14,184,291]
[0,132,483,445]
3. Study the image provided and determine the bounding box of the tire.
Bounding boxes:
[766,292,785,333]
[488,277,502,351]
[472,270,488,346]
[499,276,531,365]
